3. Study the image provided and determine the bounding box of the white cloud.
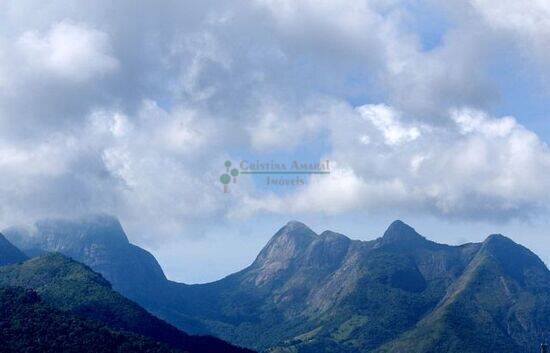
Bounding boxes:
[88,103,228,236]
[470,0,550,36]
[357,104,421,145]
[454,0,550,88]
[238,104,550,220]
[451,108,516,137]
[17,20,118,82]
[0,0,549,246]
[0,136,77,177]
[247,100,325,151]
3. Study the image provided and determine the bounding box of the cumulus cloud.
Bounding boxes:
[17,21,118,82]
[0,0,549,247]
[238,104,550,220]
[440,0,550,90]
[357,104,421,145]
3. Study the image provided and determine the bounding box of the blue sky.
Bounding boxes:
[0,0,549,282]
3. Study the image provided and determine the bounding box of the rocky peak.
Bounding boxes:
[481,234,527,257]
[318,230,350,242]
[254,221,317,265]
[250,221,317,285]
[481,234,547,272]
[380,220,427,245]
[472,233,550,289]
[303,230,352,269]
[482,233,513,246]
[3,214,130,256]
[281,220,315,235]
[36,214,130,247]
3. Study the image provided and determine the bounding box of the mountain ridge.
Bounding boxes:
[3,216,549,353]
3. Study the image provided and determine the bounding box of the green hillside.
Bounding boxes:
[0,253,254,353]
[0,286,177,353]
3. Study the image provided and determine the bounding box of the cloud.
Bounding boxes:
[237,104,550,220]
[444,0,550,90]
[17,20,118,82]
[246,99,326,151]
[0,0,549,247]
[357,104,421,145]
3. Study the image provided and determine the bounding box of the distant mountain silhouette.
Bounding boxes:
[3,214,168,307]
[5,217,549,353]
[0,233,27,266]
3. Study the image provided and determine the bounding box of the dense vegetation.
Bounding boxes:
[373,235,550,353]
[0,286,177,353]
[0,253,254,353]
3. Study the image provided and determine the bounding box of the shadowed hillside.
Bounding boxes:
[5,217,549,353]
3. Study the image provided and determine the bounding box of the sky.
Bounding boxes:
[0,0,549,283]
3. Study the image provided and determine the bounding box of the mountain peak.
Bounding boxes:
[380,220,426,245]
[269,220,317,243]
[483,233,512,244]
[481,233,523,253]
[251,221,317,282]
[480,233,548,282]
[3,214,130,252]
[319,230,350,241]
[30,213,130,248]
[259,221,316,253]
[283,220,312,231]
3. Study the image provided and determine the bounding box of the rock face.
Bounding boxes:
[5,217,550,353]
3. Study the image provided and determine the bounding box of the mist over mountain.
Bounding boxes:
[4,216,549,353]
[0,231,253,353]
[3,214,168,306]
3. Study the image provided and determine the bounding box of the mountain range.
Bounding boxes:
[3,216,550,352]
[0,226,253,353]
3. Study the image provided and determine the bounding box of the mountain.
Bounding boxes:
[4,217,549,353]
[0,253,254,353]
[0,286,179,353]
[0,233,27,266]
[374,234,550,353]
[3,214,168,307]
[162,220,490,352]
